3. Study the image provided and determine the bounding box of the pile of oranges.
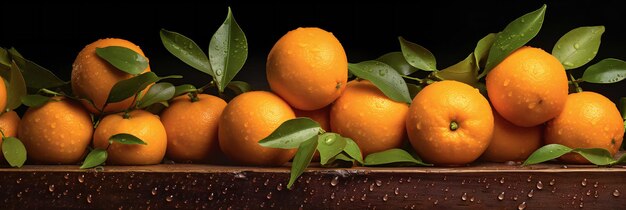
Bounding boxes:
[0,25,623,168]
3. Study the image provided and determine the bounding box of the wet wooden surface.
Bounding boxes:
[0,163,625,209]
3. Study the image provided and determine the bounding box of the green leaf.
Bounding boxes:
[107,72,158,103]
[173,84,197,97]
[620,97,626,120]
[95,46,149,75]
[6,61,27,110]
[434,53,479,86]
[376,52,419,75]
[317,133,347,165]
[348,61,411,103]
[483,4,546,75]
[108,133,147,145]
[160,29,213,76]
[522,144,573,166]
[407,83,422,99]
[226,81,251,95]
[552,26,604,69]
[8,48,66,90]
[258,117,321,149]
[343,138,364,164]
[80,149,108,169]
[613,153,626,165]
[571,148,615,165]
[1,137,27,167]
[287,136,318,189]
[144,101,169,115]
[364,148,432,166]
[323,152,357,168]
[398,37,437,71]
[581,58,626,83]
[474,33,497,69]
[21,94,50,108]
[209,7,248,93]
[0,47,10,71]
[136,82,175,108]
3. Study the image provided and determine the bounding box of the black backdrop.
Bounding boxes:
[1,2,626,106]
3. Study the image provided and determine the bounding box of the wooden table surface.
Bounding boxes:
[1,162,626,209]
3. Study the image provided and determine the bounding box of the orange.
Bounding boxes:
[72,38,151,114]
[406,80,494,165]
[160,94,227,163]
[481,109,543,162]
[486,46,568,127]
[330,80,408,156]
[94,110,167,165]
[266,27,348,110]
[0,78,6,112]
[0,111,20,161]
[218,91,296,166]
[545,92,624,164]
[18,97,93,164]
[293,105,331,132]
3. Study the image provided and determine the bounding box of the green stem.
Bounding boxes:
[401,75,425,83]
[569,73,583,93]
[0,129,6,138]
[449,121,459,131]
[188,92,199,102]
[197,81,215,93]
[39,88,63,96]
[122,111,131,119]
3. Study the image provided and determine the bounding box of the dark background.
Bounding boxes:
[1,2,626,104]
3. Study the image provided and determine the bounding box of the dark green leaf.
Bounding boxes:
[287,136,318,189]
[376,52,418,75]
[1,137,27,167]
[571,148,615,165]
[398,37,437,71]
[21,94,50,108]
[160,29,213,76]
[323,153,356,168]
[613,153,626,165]
[209,7,248,93]
[173,84,197,97]
[348,61,411,103]
[523,144,573,166]
[342,138,364,164]
[483,4,546,75]
[95,46,149,75]
[144,101,169,115]
[0,47,10,72]
[474,33,497,69]
[80,149,107,169]
[552,26,604,69]
[226,81,251,95]
[582,58,626,83]
[8,48,66,90]
[364,148,432,166]
[258,118,321,149]
[107,72,158,103]
[317,133,347,165]
[136,82,175,108]
[407,83,422,99]
[7,61,27,110]
[620,97,626,119]
[434,53,479,86]
[108,133,147,145]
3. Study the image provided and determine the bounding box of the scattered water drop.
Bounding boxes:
[330,192,335,200]
[518,201,527,210]
[527,176,532,182]
[461,193,467,201]
[166,195,174,202]
[277,183,284,191]
[394,187,400,195]
[151,187,158,195]
[48,184,55,192]
[500,177,505,184]
[549,179,555,186]
[331,176,339,187]
[403,193,409,199]
[486,184,490,189]
[78,175,85,183]
[433,200,439,205]
[513,195,518,201]
[266,192,272,200]
[86,194,92,204]
[586,190,591,196]
[375,180,382,187]
[503,79,510,87]
[527,189,534,198]
[208,193,214,201]
[579,202,584,208]
[264,179,270,186]
[16,178,22,184]
[581,179,587,187]
[361,194,367,201]
[613,190,620,197]
[369,183,375,191]
[574,43,580,49]
[382,194,389,202]
[593,182,598,188]
[216,70,223,76]
[498,192,505,201]
[536,181,544,190]
[563,61,574,67]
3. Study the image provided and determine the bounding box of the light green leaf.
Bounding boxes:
[434,53,479,86]
[21,94,50,108]
[160,29,213,76]
[7,61,27,110]
[173,84,197,97]
[376,52,419,75]
[342,138,364,164]
[287,136,318,189]
[136,82,175,108]
[474,33,497,69]
[8,48,66,90]
[317,133,347,165]
[108,133,147,145]
[209,7,248,93]
[364,148,432,166]
[226,81,251,95]
[107,72,158,103]
[95,46,149,75]
[258,118,321,149]
[398,37,436,71]
[80,149,107,169]
[1,137,27,167]
[348,61,411,103]
[523,144,572,166]
[571,148,615,165]
[582,58,626,83]
[552,26,604,69]
[483,4,546,76]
